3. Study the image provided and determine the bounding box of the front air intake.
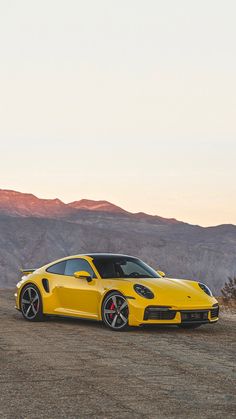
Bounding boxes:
[144,306,176,321]
[210,306,219,318]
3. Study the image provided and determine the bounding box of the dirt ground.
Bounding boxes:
[0,289,235,419]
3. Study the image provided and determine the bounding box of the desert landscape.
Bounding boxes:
[1,190,235,417]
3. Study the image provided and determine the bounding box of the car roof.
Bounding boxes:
[42,253,139,271]
[86,253,137,259]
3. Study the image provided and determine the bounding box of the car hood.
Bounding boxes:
[119,277,215,307]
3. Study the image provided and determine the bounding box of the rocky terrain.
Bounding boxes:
[0,189,236,292]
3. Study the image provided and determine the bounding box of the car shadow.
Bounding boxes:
[47,316,212,334]
[14,311,217,334]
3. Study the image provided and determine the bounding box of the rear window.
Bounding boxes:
[46,261,66,275]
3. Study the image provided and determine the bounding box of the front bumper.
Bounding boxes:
[128,301,219,326]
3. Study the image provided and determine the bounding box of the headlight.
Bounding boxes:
[133,284,154,299]
[198,282,213,296]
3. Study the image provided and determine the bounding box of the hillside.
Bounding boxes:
[0,189,235,292]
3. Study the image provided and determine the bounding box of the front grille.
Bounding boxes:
[211,306,219,318]
[181,310,209,323]
[144,307,219,322]
[144,306,176,321]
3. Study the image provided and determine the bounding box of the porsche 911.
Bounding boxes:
[15,253,219,331]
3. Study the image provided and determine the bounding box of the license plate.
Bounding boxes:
[190,312,201,319]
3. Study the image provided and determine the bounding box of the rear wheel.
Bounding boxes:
[20,284,44,321]
[178,323,202,329]
[102,292,129,331]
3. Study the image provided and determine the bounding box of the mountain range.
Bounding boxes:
[0,189,235,293]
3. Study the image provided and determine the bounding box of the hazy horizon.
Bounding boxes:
[1,187,236,228]
[1,1,235,227]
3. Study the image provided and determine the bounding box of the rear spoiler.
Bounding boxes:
[20,268,36,276]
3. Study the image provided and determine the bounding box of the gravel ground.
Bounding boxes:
[0,289,235,419]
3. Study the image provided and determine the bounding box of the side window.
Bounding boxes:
[65,259,96,278]
[46,261,66,275]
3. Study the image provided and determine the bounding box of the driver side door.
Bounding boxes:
[57,258,100,319]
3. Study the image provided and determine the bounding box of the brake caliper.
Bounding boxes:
[109,302,115,319]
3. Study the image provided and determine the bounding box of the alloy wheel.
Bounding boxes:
[21,286,40,320]
[103,294,128,330]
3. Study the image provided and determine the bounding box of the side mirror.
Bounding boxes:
[157,270,166,277]
[74,271,93,282]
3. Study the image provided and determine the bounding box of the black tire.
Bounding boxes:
[102,291,129,331]
[178,323,202,329]
[20,284,44,322]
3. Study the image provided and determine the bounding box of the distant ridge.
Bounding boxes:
[69,199,129,214]
[0,189,71,217]
[0,189,180,225]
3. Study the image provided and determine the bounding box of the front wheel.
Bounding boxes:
[102,292,129,331]
[20,284,44,321]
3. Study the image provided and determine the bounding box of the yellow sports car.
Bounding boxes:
[15,253,219,331]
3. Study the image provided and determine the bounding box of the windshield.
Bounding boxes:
[92,256,161,279]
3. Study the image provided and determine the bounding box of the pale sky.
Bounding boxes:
[0,0,235,226]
